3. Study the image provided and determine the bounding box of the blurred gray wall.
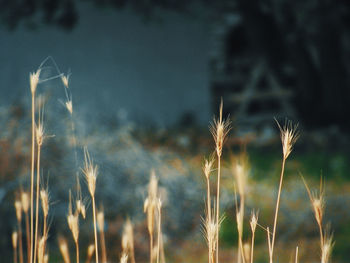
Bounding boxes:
[0,2,211,126]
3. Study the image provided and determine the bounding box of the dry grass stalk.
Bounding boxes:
[295,246,298,263]
[29,69,41,263]
[58,236,70,263]
[13,231,18,263]
[86,244,95,263]
[144,170,158,263]
[15,199,24,263]
[209,99,231,263]
[243,243,250,263]
[82,148,99,263]
[21,191,30,263]
[122,219,136,263]
[97,208,107,263]
[271,120,298,262]
[34,99,47,263]
[249,211,258,263]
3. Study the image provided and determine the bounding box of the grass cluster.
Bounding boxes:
[9,60,336,263]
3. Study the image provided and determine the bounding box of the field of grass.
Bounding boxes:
[2,60,350,263]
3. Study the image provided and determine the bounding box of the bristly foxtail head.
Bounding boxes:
[250,210,259,234]
[82,147,98,197]
[120,253,128,263]
[275,119,299,160]
[203,154,215,180]
[40,189,49,218]
[321,228,334,263]
[210,99,232,157]
[30,69,41,95]
[12,231,18,249]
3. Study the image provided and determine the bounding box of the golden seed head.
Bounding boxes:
[36,122,45,146]
[203,156,215,179]
[87,244,95,257]
[276,119,299,159]
[82,148,98,197]
[58,237,70,263]
[40,189,49,217]
[122,218,134,251]
[210,100,231,157]
[12,231,18,248]
[149,169,158,200]
[67,213,79,243]
[321,232,334,263]
[15,200,22,222]
[61,75,69,88]
[21,191,29,213]
[312,197,324,225]
[65,100,73,115]
[250,210,258,233]
[232,153,249,197]
[30,69,41,94]
[38,235,47,263]
[236,209,243,236]
[97,210,105,233]
[120,253,128,263]
[76,200,86,219]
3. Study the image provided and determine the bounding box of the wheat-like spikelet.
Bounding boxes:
[249,211,258,263]
[20,190,30,263]
[13,231,18,263]
[15,199,24,263]
[67,190,80,263]
[301,176,325,246]
[86,244,95,263]
[120,253,128,263]
[58,237,70,263]
[275,119,299,160]
[321,230,334,263]
[40,190,49,219]
[65,100,73,115]
[37,235,46,263]
[30,70,41,95]
[61,75,69,88]
[122,219,135,263]
[82,148,98,198]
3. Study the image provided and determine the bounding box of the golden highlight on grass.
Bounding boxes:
[12,231,18,263]
[86,244,95,263]
[58,236,70,263]
[21,190,30,263]
[97,208,107,263]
